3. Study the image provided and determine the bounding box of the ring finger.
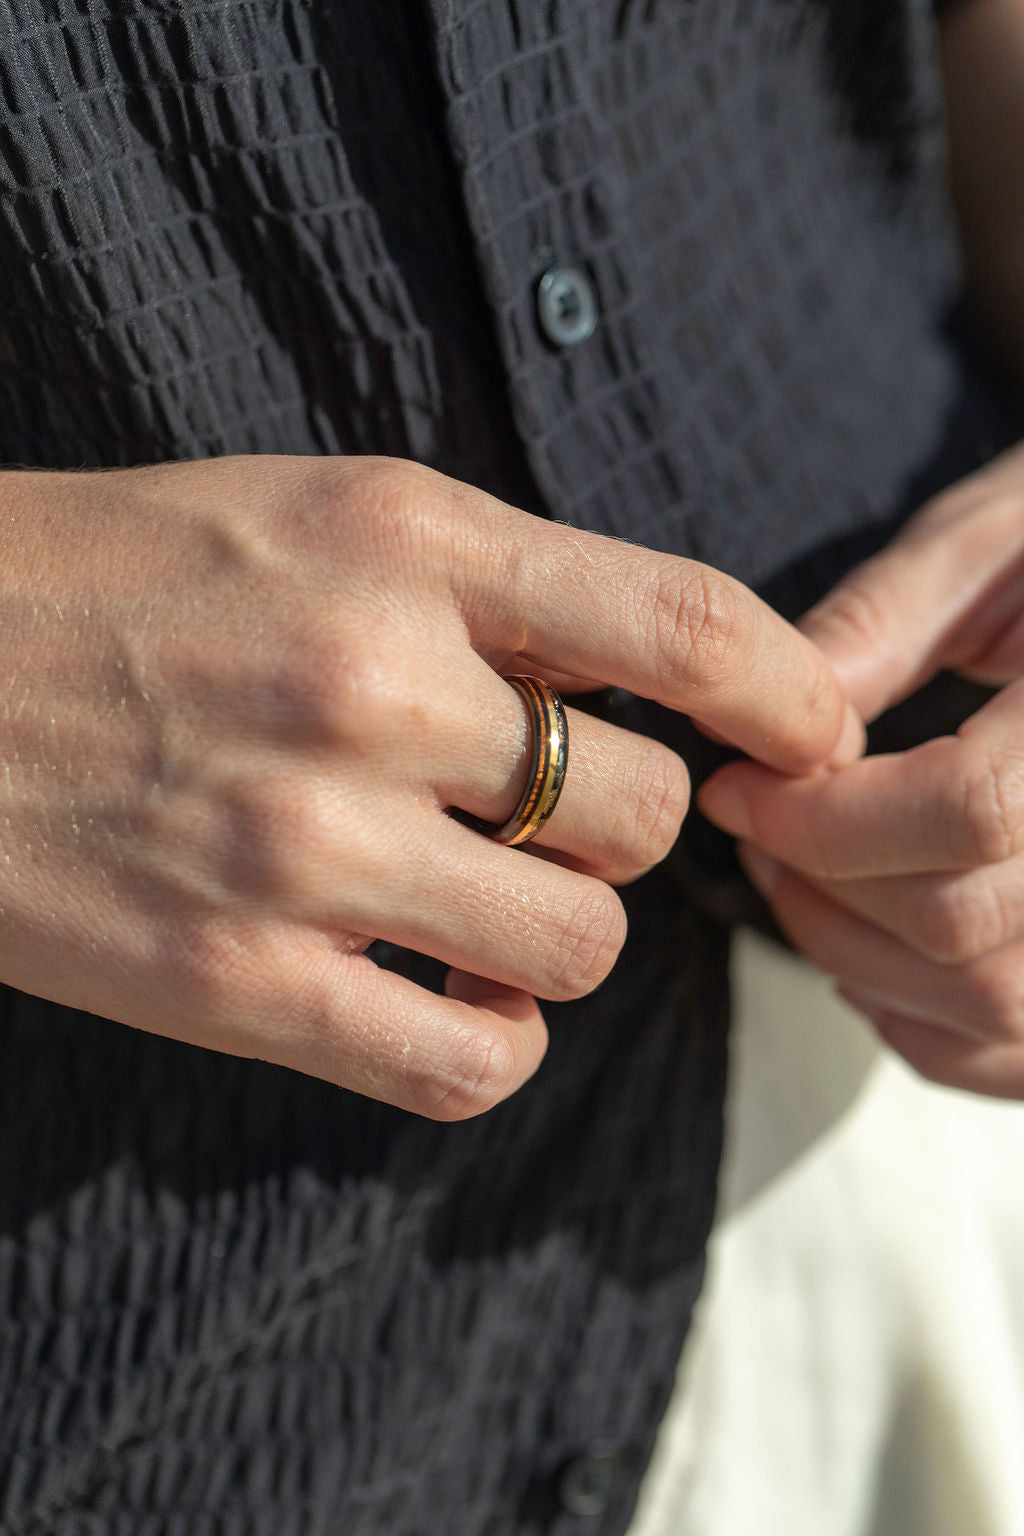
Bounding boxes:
[434,660,691,883]
[742,845,1024,1043]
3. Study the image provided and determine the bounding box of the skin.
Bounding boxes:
[0,455,856,1119]
[11,1,1017,1115]
[698,2,1024,1100]
[701,444,1024,1096]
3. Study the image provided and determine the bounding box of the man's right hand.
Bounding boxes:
[0,456,856,1116]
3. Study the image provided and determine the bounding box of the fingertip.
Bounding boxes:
[434,969,549,1117]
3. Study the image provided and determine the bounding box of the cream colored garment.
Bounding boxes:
[629,928,1024,1536]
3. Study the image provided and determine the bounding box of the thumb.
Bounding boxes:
[798,487,1024,723]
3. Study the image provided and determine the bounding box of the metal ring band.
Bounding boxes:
[473,675,569,847]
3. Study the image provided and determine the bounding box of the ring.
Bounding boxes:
[471,675,569,847]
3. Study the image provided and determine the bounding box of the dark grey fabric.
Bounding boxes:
[0,1,1019,1532]
[1,876,726,1536]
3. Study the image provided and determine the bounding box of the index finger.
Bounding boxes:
[462,509,859,774]
[699,679,1024,877]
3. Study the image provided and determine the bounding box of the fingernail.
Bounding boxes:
[698,780,753,840]
[737,841,779,897]
[828,703,867,768]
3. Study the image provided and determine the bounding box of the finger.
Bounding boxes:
[339,646,688,881]
[798,462,1024,720]
[177,921,548,1120]
[194,715,629,1002]
[739,844,1023,1044]
[788,858,1024,967]
[193,760,629,1003]
[350,808,629,1005]
[438,664,691,883]
[700,684,1024,877]
[459,508,858,774]
[839,997,1024,1099]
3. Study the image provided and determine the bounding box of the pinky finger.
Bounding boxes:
[174,924,549,1121]
[838,989,1024,1100]
[318,955,549,1120]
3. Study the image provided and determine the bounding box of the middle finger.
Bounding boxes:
[794,856,1024,967]
[740,845,1024,1044]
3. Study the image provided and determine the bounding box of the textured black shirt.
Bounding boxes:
[0,2,1018,1532]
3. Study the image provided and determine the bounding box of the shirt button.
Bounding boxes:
[557,1448,622,1517]
[536,265,598,347]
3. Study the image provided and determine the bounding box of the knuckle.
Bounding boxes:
[960,751,1024,866]
[610,746,690,875]
[643,564,745,696]
[416,1025,523,1122]
[543,887,627,1000]
[303,455,448,569]
[812,570,895,659]
[316,451,418,508]
[352,456,450,556]
[915,880,1011,966]
[289,629,404,751]
[966,957,1024,1040]
[276,641,397,754]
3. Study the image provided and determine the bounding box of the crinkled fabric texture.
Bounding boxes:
[1,886,726,1536]
[0,1,1018,1532]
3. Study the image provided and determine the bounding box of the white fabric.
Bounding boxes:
[629,927,1024,1536]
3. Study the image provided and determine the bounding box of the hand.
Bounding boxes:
[700,441,1024,1097]
[0,456,854,1117]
